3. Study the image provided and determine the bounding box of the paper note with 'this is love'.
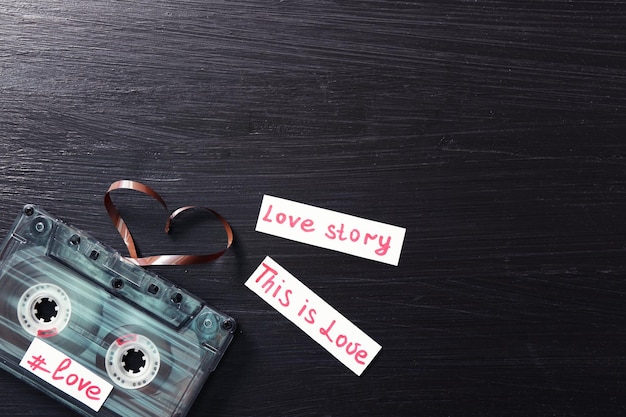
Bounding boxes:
[245,257,382,376]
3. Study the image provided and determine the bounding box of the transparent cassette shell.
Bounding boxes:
[0,205,236,417]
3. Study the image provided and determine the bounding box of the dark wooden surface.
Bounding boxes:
[1,1,625,416]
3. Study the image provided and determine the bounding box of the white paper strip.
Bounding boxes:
[245,256,382,376]
[255,195,406,266]
[20,338,114,412]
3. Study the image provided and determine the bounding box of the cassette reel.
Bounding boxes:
[0,205,236,417]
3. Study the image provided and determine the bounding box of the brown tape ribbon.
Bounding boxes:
[104,180,233,266]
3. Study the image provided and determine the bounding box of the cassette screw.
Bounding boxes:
[222,319,234,331]
[112,278,124,289]
[24,206,34,216]
[171,292,183,304]
[34,221,46,233]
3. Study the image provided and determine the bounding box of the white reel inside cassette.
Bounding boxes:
[18,283,72,338]
[105,333,160,390]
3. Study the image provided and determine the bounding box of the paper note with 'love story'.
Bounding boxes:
[255,195,406,266]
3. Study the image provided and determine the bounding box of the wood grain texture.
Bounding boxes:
[1,1,625,416]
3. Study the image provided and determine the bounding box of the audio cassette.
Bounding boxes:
[0,205,236,417]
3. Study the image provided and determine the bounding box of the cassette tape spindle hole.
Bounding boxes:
[34,297,57,322]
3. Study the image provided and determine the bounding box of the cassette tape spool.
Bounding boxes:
[0,205,236,417]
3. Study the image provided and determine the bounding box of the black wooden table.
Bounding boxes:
[1,1,625,416]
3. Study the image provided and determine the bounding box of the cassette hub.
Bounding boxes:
[106,333,160,389]
[18,283,71,337]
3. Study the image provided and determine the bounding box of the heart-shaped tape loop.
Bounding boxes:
[104,180,233,266]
